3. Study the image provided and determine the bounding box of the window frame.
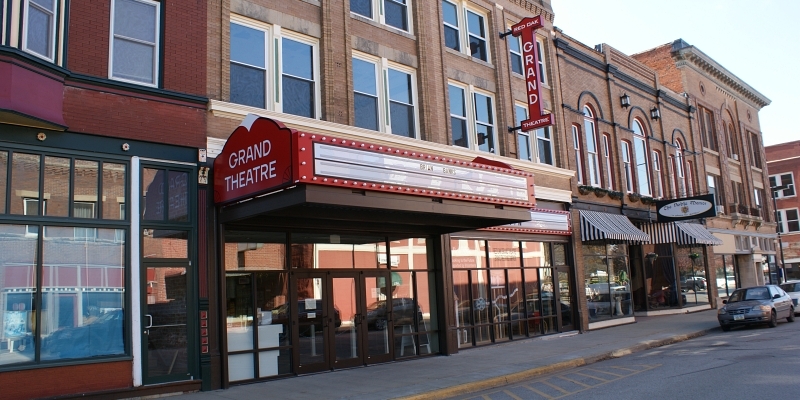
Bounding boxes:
[351,0,413,33]
[229,17,271,110]
[443,1,490,63]
[22,0,58,62]
[583,107,601,187]
[652,150,664,199]
[631,119,651,196]
[749,131,763,169]
[621,140,633,193]
[352,54,383,131]
[777,208,800,233]
[572,125,583,184]
[108,0,161,87]
[535,38,548,86]
[279,32,321,119]
[708,174,724,207]
[769,173,796,198]
[448,82,496,153]
[509,34,523,76]
[602,134,613,190]
[699,106,717,151]
[515,103,531,161]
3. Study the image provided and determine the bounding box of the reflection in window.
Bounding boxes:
[0,225,38,365]
[43,156,70,217]
[11,153,40,215]
[282,37,315,118]
[23,0,57,60]
[0,151,7,213]
[224,231,286,271]
[584,242,631,323]
[111,0,160,85]
[143,229,189,258]
[38,227,125,361]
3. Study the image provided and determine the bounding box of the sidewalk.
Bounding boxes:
[179,310,720,400]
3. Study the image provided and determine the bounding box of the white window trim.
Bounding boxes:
[22,0,57,62]
[515,102,531,161]
[509,34,523,76]
[535,126,554,166]
[621,141,633,193]
[448,81,496,153]
[350,0,414,34]
[536,37,548,86]
[583,108,600,187]
[353,52,419,138]
[445,1,490,63]
[603,135,613,190]
[277,30,321,119]
[653,151,664,199]
[770,172,796,199]
[442,0,461,52]
[632,120,651,196]
[229,15,272,110]
[108,0,160,87]
[778,208,800,233]
[572,125,583,184]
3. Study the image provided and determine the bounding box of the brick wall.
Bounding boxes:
[0,360,131,400]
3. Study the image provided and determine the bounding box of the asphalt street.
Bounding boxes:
[453,316,800,400]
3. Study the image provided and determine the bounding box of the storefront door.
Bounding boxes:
[293,270,392,373]
[142,264,192,384]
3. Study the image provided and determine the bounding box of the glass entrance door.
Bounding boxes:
[142,265,191,383]
[293,271,393,373]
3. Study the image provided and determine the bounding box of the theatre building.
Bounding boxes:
[1,1,207,399]
[203,0,577,388]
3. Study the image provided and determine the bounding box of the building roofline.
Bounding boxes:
[669,39,771,109]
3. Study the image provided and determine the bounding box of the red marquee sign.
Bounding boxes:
[213,115,295,204]
[511,16,554,132]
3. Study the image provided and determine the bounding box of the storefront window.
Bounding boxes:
[676,245,709,306]
[143,229,188,259]
[10,153,40,216]
[643,243,679,310]
[0,225,37,365]
[714,254,738,297]
[43,156,70,217]
[224,231,286,271]
[0,150,7,213]
[291,233,385,269]
[453,239,568,347]
[584,242,631,322]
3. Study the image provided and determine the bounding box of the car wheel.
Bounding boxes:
[768,310,778,328]
[720,324,731,332]
[788,308,795,322]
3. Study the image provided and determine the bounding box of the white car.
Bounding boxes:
[779,280,800,315]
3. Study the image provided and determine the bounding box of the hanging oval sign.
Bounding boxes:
[658,198,713,218]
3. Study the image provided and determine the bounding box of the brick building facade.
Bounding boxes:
[765,140,800,281]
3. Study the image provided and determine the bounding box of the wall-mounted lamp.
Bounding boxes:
[650,106,661,120]
[620,93,631,108]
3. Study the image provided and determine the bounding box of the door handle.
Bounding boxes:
[145,314,153,329]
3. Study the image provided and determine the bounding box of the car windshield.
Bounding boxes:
[779,283,800,293]
[728,287,771,302]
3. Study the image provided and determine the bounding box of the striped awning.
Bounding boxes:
[639,221,723,245]
[579,210,650,242]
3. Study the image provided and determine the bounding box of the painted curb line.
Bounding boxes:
[392,327,717,400]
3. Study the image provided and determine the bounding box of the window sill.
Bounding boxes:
[349,13,416,40]
[443,47,494,69]
[703,147,720,156]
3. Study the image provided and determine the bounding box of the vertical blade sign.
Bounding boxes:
[511,16,554,131]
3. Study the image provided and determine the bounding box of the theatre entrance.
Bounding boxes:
[293,270,396,373]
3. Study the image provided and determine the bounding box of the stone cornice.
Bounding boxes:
[672,43,770,109]
[508,1,555,22]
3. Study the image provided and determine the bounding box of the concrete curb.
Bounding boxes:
[393,326,718,400]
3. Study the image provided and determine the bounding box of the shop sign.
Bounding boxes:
[511,16,554,131]
[310,142,532,204]
[482,209,571,234]
[213,115,294,205]
[655,194,717,222]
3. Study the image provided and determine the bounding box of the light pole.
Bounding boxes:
[771,184,789,283]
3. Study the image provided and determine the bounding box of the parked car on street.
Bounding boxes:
[779,280,800,315]
[717,285,795,331]
[680,276,706,291]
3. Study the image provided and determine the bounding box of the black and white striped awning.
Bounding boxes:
[579,210,650,242]
[639,221,723,245]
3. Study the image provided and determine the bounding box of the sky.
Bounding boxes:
[552,0,798,146]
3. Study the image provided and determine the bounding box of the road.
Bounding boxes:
[451,316,800,400]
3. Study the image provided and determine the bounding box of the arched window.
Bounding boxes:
[583,106,601,186]
[631,119,650,196]
[675,140,686,196]
[728,122,739,159]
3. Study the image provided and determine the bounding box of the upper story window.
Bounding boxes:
[770,173,795,198]
[449,83,495,153]
[229,17,320,119]
[749,131,763,169]
[708,174,724,207]
[621,141,633,193]
[515,104,554,165]
[23,0,57,61]
[777,209,800,233]
[508,35,547,85]
[698,106,717,151]
[442,1,489,62]
[583,107,601,187]
[602,134,613,190]
[631,119,651,196]
[351,0,411,32]
[725,120,740,160]
[652,150,663,198]
[353,54,418,137]
[572,125,583,184]
[110,0,160,87]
